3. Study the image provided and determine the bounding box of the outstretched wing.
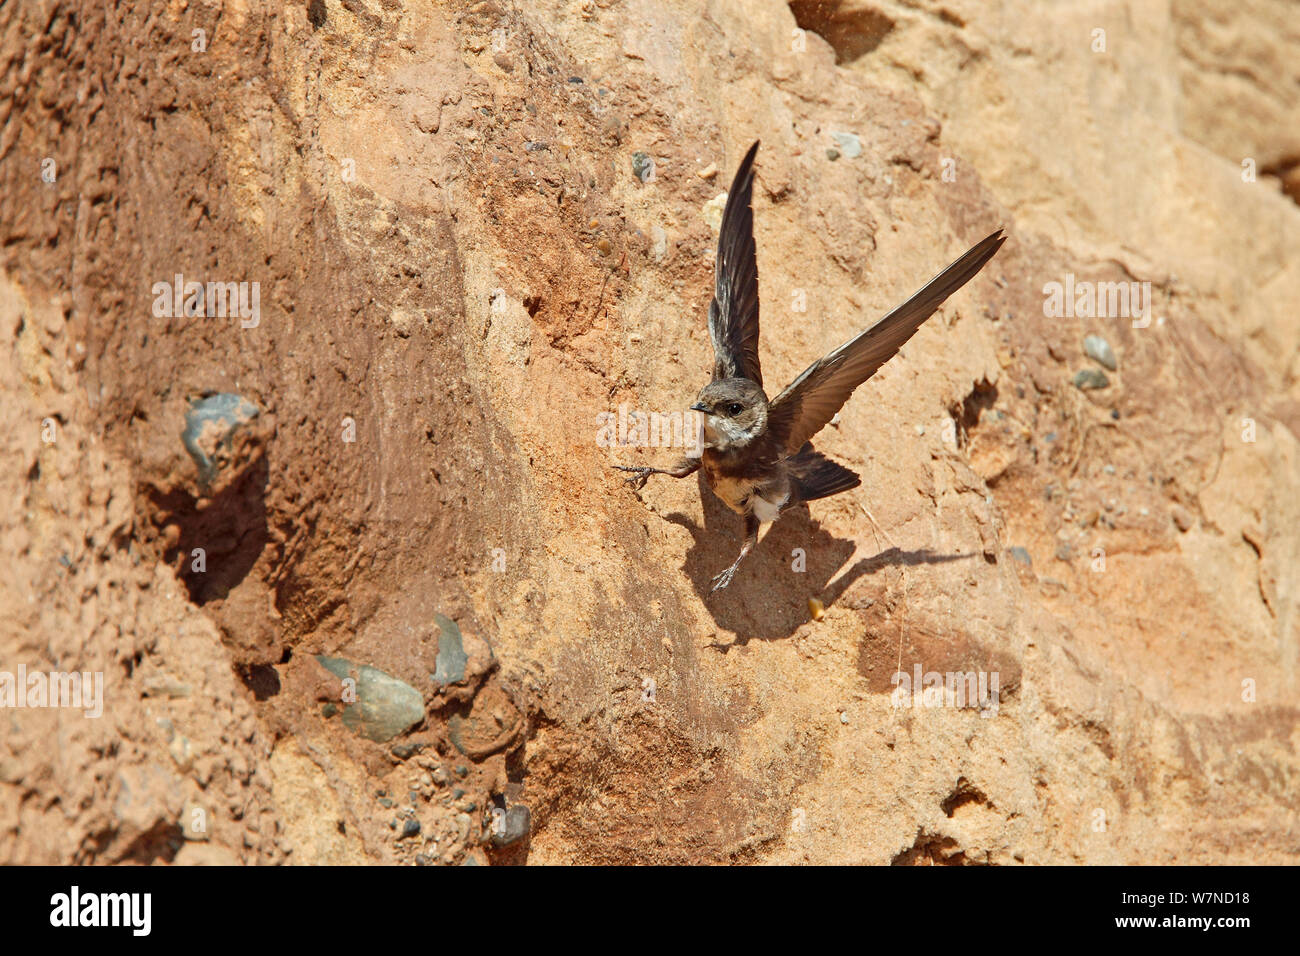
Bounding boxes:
[768,229,1007,455]
[708,140,763,387]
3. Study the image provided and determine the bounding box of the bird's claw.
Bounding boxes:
[613,465,652,490]
[710,564,738,591]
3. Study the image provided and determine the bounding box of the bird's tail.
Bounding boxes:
[790,443,861,502]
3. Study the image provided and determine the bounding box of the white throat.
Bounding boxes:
[702,415,758,452]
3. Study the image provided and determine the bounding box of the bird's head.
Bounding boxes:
[692,378,769,451]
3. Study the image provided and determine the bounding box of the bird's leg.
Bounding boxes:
[711,513,760,591]
[613,457,700,491]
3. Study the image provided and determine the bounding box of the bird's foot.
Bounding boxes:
[612,465,654,490]
[710,561,741,592]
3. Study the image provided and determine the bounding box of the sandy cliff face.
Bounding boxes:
[0,0,1296,864]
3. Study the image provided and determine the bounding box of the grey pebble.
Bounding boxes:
[631,151,655,183]
[1073,368,1110,391]
[316,656,425,743]
[181,393,260,488]
[490,805,532,848]
[431,614,469,687]
[1083,334,1117,371]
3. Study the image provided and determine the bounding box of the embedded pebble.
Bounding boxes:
[650,225,667,262]
[631,151,655,183]
[1083,334,1117,371]
[181,393,260,488]
[829,131,862,158]
[1073,368,1110,391]
[702,193,727,230]
[315,656,425,743]
[489,805,531,848]
[431,614,469,686]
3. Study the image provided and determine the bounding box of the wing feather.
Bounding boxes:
[768,229,1007,455]
[708,140,763,386]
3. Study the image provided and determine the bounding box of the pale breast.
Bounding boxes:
[750,491,788,523]
[705,468,790,522]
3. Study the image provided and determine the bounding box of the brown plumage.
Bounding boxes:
[616,140,1006,591]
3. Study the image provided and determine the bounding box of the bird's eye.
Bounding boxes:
[727,403,744,416]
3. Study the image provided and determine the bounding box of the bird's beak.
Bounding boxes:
[690,403,709,414]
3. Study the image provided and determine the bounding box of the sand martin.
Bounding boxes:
[616,140,1006,591]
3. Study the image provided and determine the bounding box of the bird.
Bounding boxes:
[615,140,1006,591]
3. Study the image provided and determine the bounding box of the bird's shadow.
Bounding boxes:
[662,473,973,648]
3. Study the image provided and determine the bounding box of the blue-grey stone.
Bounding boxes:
[1009,546,1032,567]
[431,614,469,686]
[316,656,425,743]
[1083,334,1117,371]
[631,151,655,183]
[182,393,260,486]
[490,805,531,848]
[1073,368,1110,391]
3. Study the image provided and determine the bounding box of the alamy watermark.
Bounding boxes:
[891,665,1000,718]
[152,274,260,328]
[596,404,703,454]
[49,886,150,936]
[0,665,103,718]
[1042,274,1153,328]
